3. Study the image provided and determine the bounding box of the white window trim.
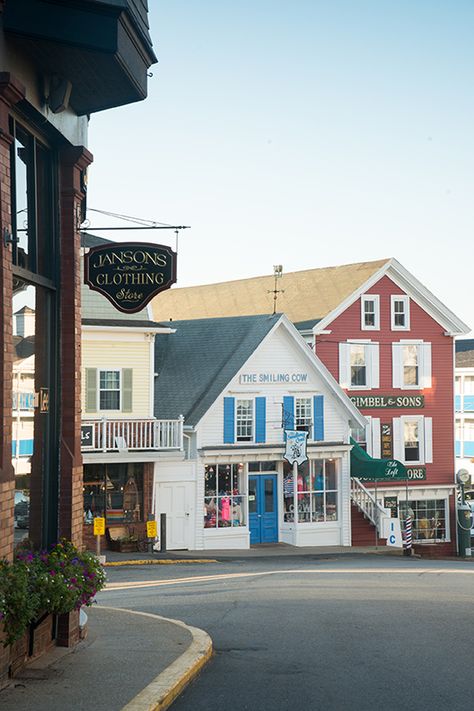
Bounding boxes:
[399,415,426,465]
[391,295,410,331]
[98,368,121,412]
[340,340,380,391]
[295,396,312,433]
[235,397,254,443]
[361,294,380,331]
[392,340,431,391]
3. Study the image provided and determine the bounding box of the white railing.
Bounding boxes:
[81,416,184,452]
[351,477,391,537]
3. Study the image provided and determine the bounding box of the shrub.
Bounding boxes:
[0,539,106,647]
[0,559,40,647]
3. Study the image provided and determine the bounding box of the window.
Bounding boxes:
[85,367,133,413]
[465,376,474,395]
[350,344,367,386]
[391,295,410,330]
[236,399,253,441]
[399,500,447,542]
[295,397,312,433]
[361,295,380,330]
[99,370,121,410]
[248,461,278,472]
[392,341,431,389]
[83,463,144,523]
[351,425,368,451]
[402,345,418,387]
[403,419,420,461]
[283,458,338,523]
[10,120,55,278]
[394,416,432,465]
[339,342,379,390]
[463,420,474,457]
[204,463,246,528]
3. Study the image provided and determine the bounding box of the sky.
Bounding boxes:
[85,1,474,337]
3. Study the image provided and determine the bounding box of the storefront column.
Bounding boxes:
[58,146,93,548]
[0,73,25,562]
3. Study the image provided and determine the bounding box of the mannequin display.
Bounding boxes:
[230,501,242,526]
[220,496,230,523]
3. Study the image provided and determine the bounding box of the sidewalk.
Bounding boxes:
[0,606,212,711]
[102,542,407,566]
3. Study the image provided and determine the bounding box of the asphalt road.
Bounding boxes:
[100,556,474,711]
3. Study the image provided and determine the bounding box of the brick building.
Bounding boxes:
[0,0,155,685]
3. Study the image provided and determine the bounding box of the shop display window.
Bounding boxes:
[399,499,447,542]
[83,463,144,524]
[283,458,338,523]
[204,463,246,528]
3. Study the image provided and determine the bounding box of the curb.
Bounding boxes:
[99,606,212,711]
[103,559,218,567]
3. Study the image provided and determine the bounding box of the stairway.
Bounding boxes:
[351,503,386,546]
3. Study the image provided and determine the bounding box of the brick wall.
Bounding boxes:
[58,147,92,548]
[0,75,21,562]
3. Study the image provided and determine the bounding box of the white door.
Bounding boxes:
[156,482,194,550]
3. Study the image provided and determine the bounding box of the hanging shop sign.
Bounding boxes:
[284,430,308,466]
[350,394,424,409]
[406,467,426,480]
[381,423,392,459]
[84,242,177,314]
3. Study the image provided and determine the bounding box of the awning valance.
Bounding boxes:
[350,438,408,481]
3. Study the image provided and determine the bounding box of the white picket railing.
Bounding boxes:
[81,416,184,452]
[351,477,391,537]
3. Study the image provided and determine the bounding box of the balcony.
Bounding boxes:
[81,417,183,453]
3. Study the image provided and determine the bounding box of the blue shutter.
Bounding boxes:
[313,395,324,441]
[223,397,235,443]
[255,397,266,443]
[283,396,294,432]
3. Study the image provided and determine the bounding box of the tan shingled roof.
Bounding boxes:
[152,258,390,324]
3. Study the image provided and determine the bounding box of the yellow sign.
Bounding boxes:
[146,520,157,538]
[93,517,105,536]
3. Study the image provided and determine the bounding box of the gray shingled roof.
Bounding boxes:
[456,339,474,367]
[154,313,281,426]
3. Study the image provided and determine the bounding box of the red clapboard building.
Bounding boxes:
[312,261,470,555]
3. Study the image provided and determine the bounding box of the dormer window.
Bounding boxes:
[361,295,380,330]
[391,295,410,330]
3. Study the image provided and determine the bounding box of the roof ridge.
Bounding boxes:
[158,258,391,292]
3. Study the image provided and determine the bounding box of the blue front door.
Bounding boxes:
[249,474,278,544]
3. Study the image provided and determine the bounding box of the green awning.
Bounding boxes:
[350,438,408,481]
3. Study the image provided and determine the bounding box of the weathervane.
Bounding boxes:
[268,264,284,314]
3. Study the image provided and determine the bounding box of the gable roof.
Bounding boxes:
[151,259,390,324]
[154,312,367,430]
[151,257,470,337]
[154,313,281,426]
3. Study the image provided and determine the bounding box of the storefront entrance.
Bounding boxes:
[249,474,278,544]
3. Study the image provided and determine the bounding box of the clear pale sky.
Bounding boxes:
[86,1,474,337]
